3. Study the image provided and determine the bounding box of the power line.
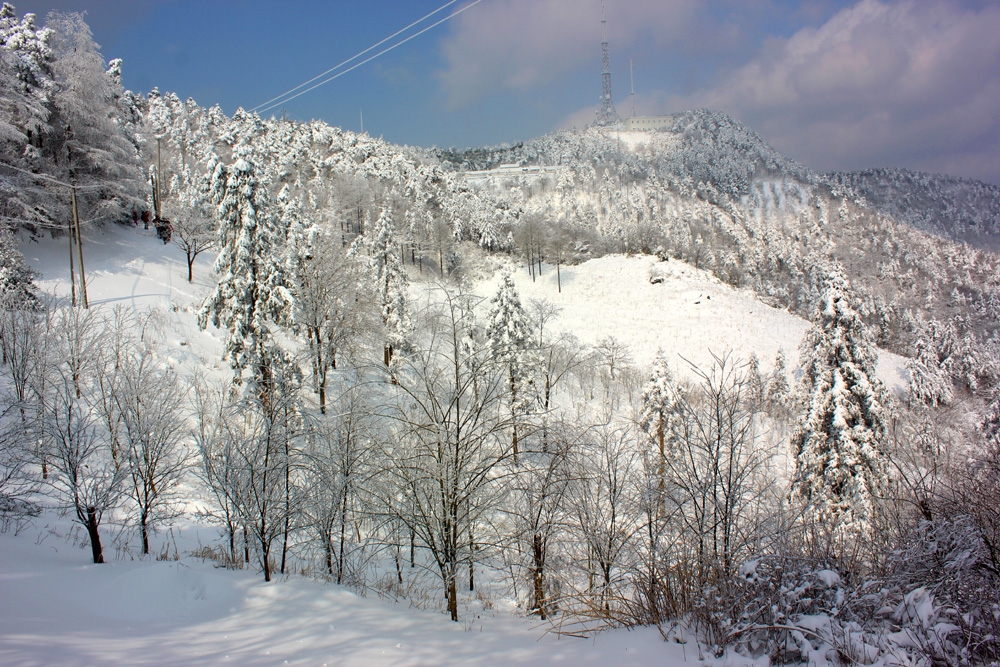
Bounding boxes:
[0,161,114,191]
[0,214,108,230]
[252,0,462,113]
[256,0,484,115]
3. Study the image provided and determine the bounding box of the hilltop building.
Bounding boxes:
[625,115,675,132]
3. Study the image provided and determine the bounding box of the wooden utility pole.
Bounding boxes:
[155,137,163,220]
[67,216,77,307]
[71,185,88,308]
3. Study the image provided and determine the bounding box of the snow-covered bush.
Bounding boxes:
[698,515,1000,666]
[693,555,846,662]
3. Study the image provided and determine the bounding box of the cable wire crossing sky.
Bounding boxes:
[251,0,469,114]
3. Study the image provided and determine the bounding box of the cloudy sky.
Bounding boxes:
[11,0,1000,184]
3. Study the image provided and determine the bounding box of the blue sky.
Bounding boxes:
[12,0,1000,184]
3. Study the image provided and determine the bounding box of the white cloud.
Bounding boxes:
[436,0,698,107]
[659,0,1000,182]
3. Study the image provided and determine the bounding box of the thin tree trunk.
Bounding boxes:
[447,568,459,621]
[532,532,547,619]
[86,506,104,564]
[468,524,475,592]
[337,486,348,585]
[140,511,150,555]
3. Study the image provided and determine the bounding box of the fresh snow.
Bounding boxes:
[0,520,680,666]
[6,221,907,666]
[483,254,907,389]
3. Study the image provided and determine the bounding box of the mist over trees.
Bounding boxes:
[1,6,999,665]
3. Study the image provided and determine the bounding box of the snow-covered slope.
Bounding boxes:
[22,222,908,393]
[479,254,907,390]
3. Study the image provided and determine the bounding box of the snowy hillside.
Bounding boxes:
[20,223,907,395]
[3,220,852,667]
[478,254,907,389]
[829,168,1000,250]
[6,215,915,667]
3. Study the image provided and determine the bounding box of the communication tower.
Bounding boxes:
[595,1,622,127]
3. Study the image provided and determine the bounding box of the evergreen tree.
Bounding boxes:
[745,352,765,408]
[984,387,1000,451]
[639,349,681,465]
[790,272,891,538]
[45,12,143,219]
[352,208,408,367]
[765,348,790,419]
[906,337,953,408]
[0,221,36,305]
[198,147,295,395]
[486,269,534,459]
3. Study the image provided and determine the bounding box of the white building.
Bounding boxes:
[625,115,675,131]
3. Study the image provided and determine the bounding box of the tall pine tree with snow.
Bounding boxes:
[906,337,953,408]
[790,271,891,541]
[198,146,295,396]
[486,269,534,460]
[0,221,35,305]
[639,349,681,466]
[46,12,143,218]
[352,208,409,368]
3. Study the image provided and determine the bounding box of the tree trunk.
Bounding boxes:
[140,511,150,556]
[228,524,236,567]
[447,569,459,621]
[262,529,272,582]
[532,532,547,619]
[337,486,349,585]
[468,524,475,592]
[86,506,104,564]
[325,530,334,576]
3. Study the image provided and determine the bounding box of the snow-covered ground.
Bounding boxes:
[481,253,907,390]
[5,221,908,665]
[0,518,682,666]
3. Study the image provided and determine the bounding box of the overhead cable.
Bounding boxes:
[256,0,484,115]
[251,0,462,113]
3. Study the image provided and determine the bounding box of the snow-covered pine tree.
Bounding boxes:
[746,352,765,409]
[46,12,143,219]
[486,269,534,460]
[639,349,681,467]
[0,5,53,224]
[0,221,36,306]
[984,387,1000,451]
[906,337,953,408]
[765,348,790,419]
[353,208,409,368]
[198,146,295,396]
[790,271,891,542]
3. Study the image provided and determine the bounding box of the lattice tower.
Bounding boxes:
[595,2,622,126]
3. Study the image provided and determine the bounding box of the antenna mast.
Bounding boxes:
[630,58,635,118]
[595,1,621,127]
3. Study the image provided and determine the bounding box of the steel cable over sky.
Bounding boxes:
[251,0,462,113]
[254,0,484,116]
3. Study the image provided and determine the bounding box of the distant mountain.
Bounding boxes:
[828,169,1000,251]
[432,109,999,394]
